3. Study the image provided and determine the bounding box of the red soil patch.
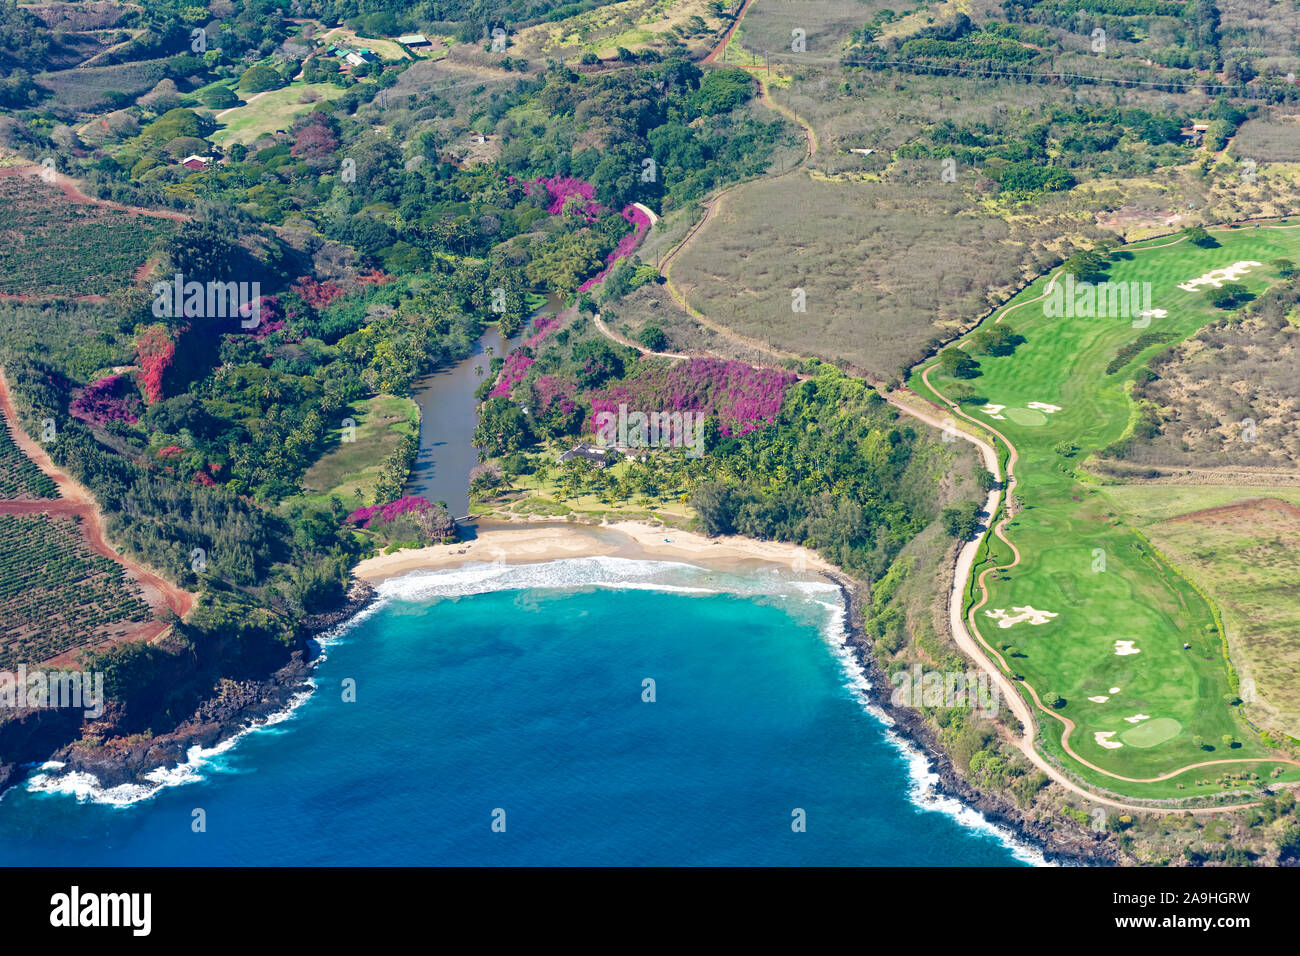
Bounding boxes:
[1167,496,1300,525]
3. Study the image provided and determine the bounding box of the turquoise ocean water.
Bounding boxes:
[0,557,1040,866]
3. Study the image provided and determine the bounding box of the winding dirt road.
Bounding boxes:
[614,20,1300,811]
[0,162,189,223]
[920,354,1300,802]
[0,369,195,664]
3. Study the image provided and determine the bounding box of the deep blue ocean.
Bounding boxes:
[0,557,1038,866]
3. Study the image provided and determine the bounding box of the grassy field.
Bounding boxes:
[34,57,173,111]
[294,394,419,510]
[1129,495,1300,743]
[735,0,895,66]
[909,224,1300,800]
[210,80,350,147]
[669,176,1032,381]
[511,0,730,62]
[471,452,694,525]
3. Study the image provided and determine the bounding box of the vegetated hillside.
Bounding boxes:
[1108,274,1300,472]
[473,300,991,580]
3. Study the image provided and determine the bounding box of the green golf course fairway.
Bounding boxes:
[909,223,1300,803]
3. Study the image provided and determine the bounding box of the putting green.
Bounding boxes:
[1005,407,1047,426]
[1121,717,1183,748]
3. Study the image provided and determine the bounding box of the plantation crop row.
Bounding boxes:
[0,179,172,297]
[0,410,58,499]
[0,514,153,668]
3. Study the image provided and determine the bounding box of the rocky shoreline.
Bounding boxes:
[820,566,1122,867]
[0,581,378,798]
[5,552,1111,863]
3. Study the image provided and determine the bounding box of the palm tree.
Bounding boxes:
[474,365,483,377]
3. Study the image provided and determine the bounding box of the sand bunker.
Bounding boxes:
[1109,687,1121,694]
[1114,640,1141,656]
[1094,731,1123,750]
[981,404,1006,420]
[1026,402,1061,413]
[1177,260,1261,292]
[1123,713,1151,724]
[1138,308,1167,320]
[1088,695,1110,703]
[985,606,1059,628]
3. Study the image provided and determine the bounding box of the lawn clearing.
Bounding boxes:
[210,80,349,147]
[293,394,419,510]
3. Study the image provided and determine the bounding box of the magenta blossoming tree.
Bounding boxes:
[523,176,603,221]
[589,358,796,437]
[69,375,142,426]
[346,495,435,528]
[578,204,652,293]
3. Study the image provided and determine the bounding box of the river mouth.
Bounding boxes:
[405,294,565,524]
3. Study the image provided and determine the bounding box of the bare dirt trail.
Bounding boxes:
[0,369,197,659]
[0,162,189,222]
[592,313,689,359]
[598,10,1300,811]
[701,0,755,67]
[658,0,818,345]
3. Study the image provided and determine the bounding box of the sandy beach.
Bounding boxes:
[351,519,838,584]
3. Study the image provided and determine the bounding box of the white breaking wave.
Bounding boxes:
[892,736,1055,867]
[758,571,1052,866]
[23,684,316,808]
[374,554,837,605]
[810,598,1053,866]
[22,552,1052,865]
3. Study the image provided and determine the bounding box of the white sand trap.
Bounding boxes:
[1088,695,1110,703]
[1114,640,1141,656]
[1109,687,1121,694]
[981,404,1006,420]
[1095,731,1123,749]
[1026,402,1061,413]
[1177,260,1261,292]
[1124,713,1151,724]
[985,606,1059,628]
[1138,308,1167,319]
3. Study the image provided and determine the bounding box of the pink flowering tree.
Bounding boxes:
[589,358,796,438]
